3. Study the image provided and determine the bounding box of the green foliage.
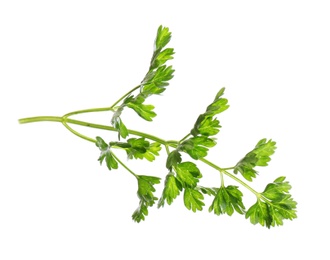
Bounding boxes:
[166,150,182,170]
[111,137,161,162]
[191,87,229,137]
[132,175,161,223]
[175,162,202,188]
[234,139,277,181]
[246,177,297,228]
[158,173,182,207]
[95,136,118,170]
[111,25,174,138]
[125,96,157,121]
[136,175,161,206]
[184,188,205,212]
[209,186,245,216]
[180,136,216,160]
[20,25,297,228]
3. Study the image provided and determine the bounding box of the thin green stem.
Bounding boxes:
[62,121,96,143]
[62,85,140,119]
[220,170,225,187]
[19,116,169,145]
[19,116,62,124]
[63,107,115,118]
[222,167,235,171]
[110,85,140,109]
[165,144,171,155]
[199,157,261,198]
[179,133,191,143]
[111,152,137,177]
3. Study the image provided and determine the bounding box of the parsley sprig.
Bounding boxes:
[19,26,297,228]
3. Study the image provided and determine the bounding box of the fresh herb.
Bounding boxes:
[18,25,297,228]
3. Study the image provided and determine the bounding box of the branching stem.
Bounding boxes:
[19,114,260,199]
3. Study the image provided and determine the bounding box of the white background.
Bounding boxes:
[1,0,330,259]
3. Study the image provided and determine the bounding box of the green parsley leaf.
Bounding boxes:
[158,173,182,207]
[246,177,297,228]
[181,136,216,160]
[209,186,245,216]
[191,87,229,137]
[234,139,277,181]
[155,25,171,50]
[141,65,175,97]
[192,116,221,137]
[136,175,161,206]
[125,95,157,121]
[166,150,182,170]
[198,186,217,196]
[111,138,161,162]
[183,188,205,212]
[132,201,148,223]
[95,136,118,170]
[175,162,202,188]
[262,176,292,200]
[150,48,175,70]
[132,175,161,223]
[245,200,272,227]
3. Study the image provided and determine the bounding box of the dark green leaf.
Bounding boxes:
[126,96,157,121]
[141,65,175,97]
[246,200,272,227]
[95,136,108,150]
[191,116,221,137]
[132,175,161,223]
[262,176,292,201]
[95,136,118,170]
[181,136,216,160]
[166,150,182,170]
[198,186,218,196]
[137,175,161,206]
[184,188,205,212]
[158,173,182,207]
[111,138,161,162]
[209,186,245,216]
[234,139,277,181]
[175,162,202,188]
[246,177,297,228]
[132,201,148,223]
[190,87,229,137]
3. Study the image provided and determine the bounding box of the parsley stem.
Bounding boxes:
[199,158,260,198]
[165,145,171,155]
[19,116,63,124]
[61,85,141,118]
[111,152,137,177]
[19,116,168,145]
[63,107,115,118]
[109,85,140,109]
[179,133,191,143]
[62,121,96,143]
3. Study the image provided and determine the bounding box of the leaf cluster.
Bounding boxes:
[246,177,297,228]
[111,137,161,162]
[95,136,118,170]
[111,25,174,138]
[132,175,161,222]
[93,25,297,228]
[234,139,277,181]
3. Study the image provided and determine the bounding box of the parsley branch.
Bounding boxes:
[18,25,297,228]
